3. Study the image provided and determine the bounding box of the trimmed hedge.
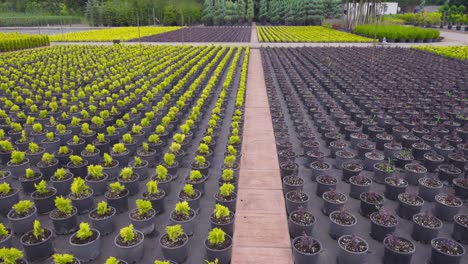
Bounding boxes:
[0,15,82,27]
[0,33,50,52]
[354,25,440,41]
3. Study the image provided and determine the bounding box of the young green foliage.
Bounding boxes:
[33,220,45,240]
[136,199,153,216]
[120,167,133,180]
[70,177,90,196]
[69,155,83,166]
[25,168,36,179]
[222,169,234,182]
[34,180,49,195]
[207,228,226,245]
[112,143,127,154]
[13,200,33,214]
[214,204,230,219]
[109,182,125,193]
[106,257,120,264]
[53,168,68,181]
[96,201,110,216]
[87,165,104,179]
[103,153,114,166]
[0,182,11,194]
[55,196,73,215]
[146,181,159,195]
[175,201,190,216]
[164,153,175,166]
[10,150,26,164]
[156,165,168,181]
[0,247,24,264]
[183,184,195,197]
[195,155,206,167]
[190,170,203,181]
[76,222,93,240]
[219,183,235,198]
[166,224,184,242]
[0,222,9,237]
[85,144,95,153]
[41,153,55,164]
[119,224,135,242]
[53,254,75,264]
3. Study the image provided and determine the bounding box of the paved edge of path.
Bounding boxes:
[251,22,259,44]
[231,48,293,264]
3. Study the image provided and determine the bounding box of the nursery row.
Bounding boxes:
[0,44,249,263]
[49,27,182,42]
[257,26,374,43]
[132,27,252,43]
[261,47,467,264]
[0,14,83,27]
[354,25,441,43]
[412,46,468,60]
[0,32,50,52]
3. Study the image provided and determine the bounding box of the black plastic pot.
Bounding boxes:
[337,235,369,264]
[31,187,57,214]
[370,211,398,242]
[85,173,109,196]
[6,159,29,179]
[70,190,94,214]
[397,194,424,220]
[69,229,101,263]
[19,173,43,194]
[118,173,140,196]
[316,175,337,197]
[438,164,462,183]
[106,189,129,214]
[169,209,196,235]
[144,191,166,214]
[67,160,89,179]
[210,212,235,237]
[50,207,79,235]
[7,206,37,235]
[434,194,462,221]
[292,236,321,264]
[283,176,305,194]
[0,188,19,215]
[430,238,465,264]
[384,177,408,200]
[383,236,415,264]
[51,173,74,196]
[322,191,347,216]
[115,230,145,264]
[349,176,372,199]
[89,206,116,236]
[329,211,357,240]
[37,159,59,181]
[205,235,232,264]
[411,213,442,244]
[285,191,309,214]
[20,228,54,262]
[418,177,443,202]
[452,214,468,244]
[360,192,384,217]
[130,208,156,235]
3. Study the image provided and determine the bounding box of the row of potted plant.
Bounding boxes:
[261,47,466,264]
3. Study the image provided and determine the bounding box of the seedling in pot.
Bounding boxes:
[69,155,85,166]
[10,150,26,165]
[53,253,76,264]
[223,155,237,169]
[0,247,24,264]
[24,168,38,179]
[135,199,153,218]
[164,153,176,167]
[221,169,235,183]
[198,143,210,155]
[112,143,127,154]
[156,165,169,181]
[70,178,91,198]
[122,135,133,145]
[87,165,105,180]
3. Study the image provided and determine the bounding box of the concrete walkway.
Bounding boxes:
[231,48,293,264]
[251,22,259,44]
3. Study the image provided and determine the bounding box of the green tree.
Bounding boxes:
[258,0,268,22]
[306,0,324,25]
[202,0,214,25]
[238,0,246,22]
[246,0,254,22]
[163,5,177,26]
[323,0,342,19]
